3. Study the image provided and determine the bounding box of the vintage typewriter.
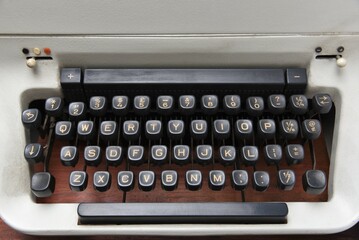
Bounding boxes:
[1,0,359,236]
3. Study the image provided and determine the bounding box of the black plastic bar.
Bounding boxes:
[83,69,286,96]
[78,202,288,224]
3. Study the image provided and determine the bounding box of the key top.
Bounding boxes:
[167,120,185,140]
[302,119,321,140]
[241,146,259,166]
[285,144,304,165]
[100,121,117,141]
[22,109,42,129]
[179,95,196,115]
[219,146,236,165]
[278,170,295,190]
[246,97,264,116]
[280,119,298,140]
[105,146,123,166]
[151,145,167,165]
[213,119,230,140]
[209,170,225,191]
[186,170,202,191]
[157,96,174,115]
[302,170,326,194]
[145,120,162,140]
[55,121,74,140]
[139,171,156,191]
[112,96,129,116]
[69,102,87,120]
[196,145,213,165]
[257,119,276,140]
[60,146,79,166]
[117,171,134,192]
[123,120,140,141]
[268,94,286,115]
[231,170,249,190]
[173,145,190,165]
[133,96,150,115]
[286,68,307,92]
[45,97,64,117]
[93,171,111,192]
[253,171,270,192]
[77,121,95,140]
[69,171,88,191]
[89,96,107,116]
[201,95,218,115]
[161,170,178,191]
[312,94,333,114]
[31,172,55,197]
[24,143,44,164]
[289,95,308,115]
[128,146,144,165]
[223,95,241,115]
[61,68,84,102]
[264,144,282,165]
[191,120,208,140]
[84,146,101,166]
[235,119,253,140]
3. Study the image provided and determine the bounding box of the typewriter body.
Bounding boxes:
[1,0,359,236]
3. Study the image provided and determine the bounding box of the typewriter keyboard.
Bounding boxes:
[22,68,334,224]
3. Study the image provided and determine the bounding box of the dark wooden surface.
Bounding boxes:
[36,133,329,204]
[1,219,358,240]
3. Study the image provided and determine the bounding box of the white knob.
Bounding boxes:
[26,58,36,68]
[336,57,347,68]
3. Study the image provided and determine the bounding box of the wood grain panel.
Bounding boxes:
[36,133,329,204]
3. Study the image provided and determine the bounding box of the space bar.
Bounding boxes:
[78,202,288,224]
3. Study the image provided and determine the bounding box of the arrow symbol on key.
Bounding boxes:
[29,145,35,155]
[320,96,328,101]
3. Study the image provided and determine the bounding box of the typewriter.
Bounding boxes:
[1,0,359,236]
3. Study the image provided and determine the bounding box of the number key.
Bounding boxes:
[89,96,107,116]
[45,97,63,117]
[246,97,264,116]
[157,96,174,115]
[223,95,241,115]
[133,96,150,115]
[179,95,195,115]
[68,102,86,120]
[201,95,218,115]
[112,96,129,116]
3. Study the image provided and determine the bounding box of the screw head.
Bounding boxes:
[315,47,322,53]
[337,46,344,53]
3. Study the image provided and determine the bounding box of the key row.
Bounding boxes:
[52,118,322,142]
[65,169,326,194]
[23,94,333,123]
[70,169,275,192]
[30,168,327,197]
[25,143,306,166]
